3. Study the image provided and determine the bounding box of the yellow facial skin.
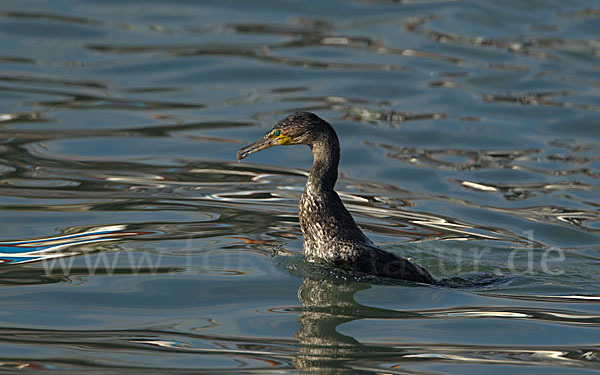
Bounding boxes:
[269,129,293,145]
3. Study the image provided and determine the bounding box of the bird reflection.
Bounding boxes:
[294,277,373,374]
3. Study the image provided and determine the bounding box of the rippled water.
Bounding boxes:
[1,0,599,373]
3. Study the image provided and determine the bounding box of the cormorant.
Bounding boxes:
[237,112,434,284]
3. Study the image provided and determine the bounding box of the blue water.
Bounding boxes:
[0,0,599,373]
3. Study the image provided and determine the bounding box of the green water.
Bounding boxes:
[0,0,599,373]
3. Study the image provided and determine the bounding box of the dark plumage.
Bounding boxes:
[237,112,434,284]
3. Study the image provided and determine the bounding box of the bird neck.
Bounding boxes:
[307,133,340,192]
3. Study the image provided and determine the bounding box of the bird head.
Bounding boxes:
[236,112,330,161]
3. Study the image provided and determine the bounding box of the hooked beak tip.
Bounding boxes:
[236,138,273,162]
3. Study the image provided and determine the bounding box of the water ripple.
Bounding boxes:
[1,1,599,373]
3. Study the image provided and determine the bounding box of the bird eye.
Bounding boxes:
[273,129,281,137]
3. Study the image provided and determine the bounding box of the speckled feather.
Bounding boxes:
[237,112,434,284]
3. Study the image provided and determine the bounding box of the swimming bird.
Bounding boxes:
[237,112,434,284]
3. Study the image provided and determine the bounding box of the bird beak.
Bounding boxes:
[236,136,276,161]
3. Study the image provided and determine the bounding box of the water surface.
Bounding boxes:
[0,0,599,373]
